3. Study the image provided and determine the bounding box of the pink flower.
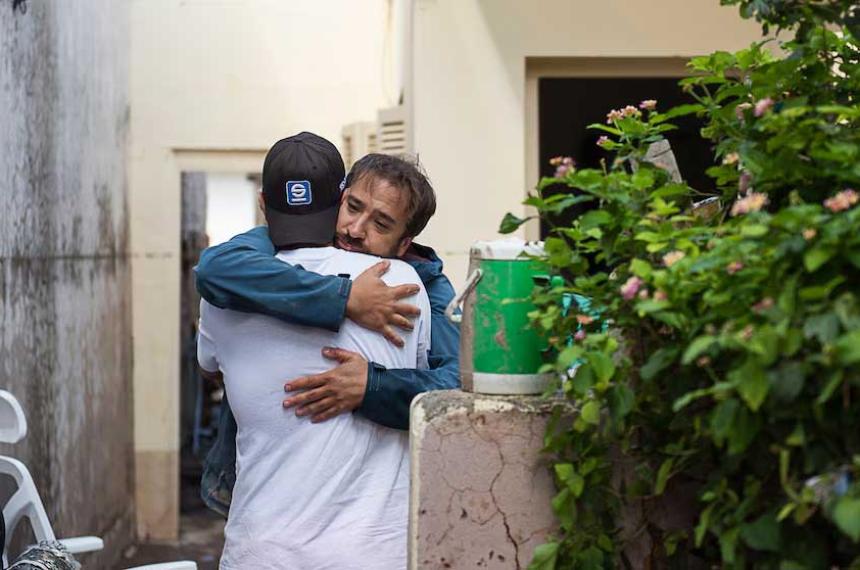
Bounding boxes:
[735,102,753,120]
[638,288,650,300]
[639,99,657,111]
[823,189,859,213]
[620,276,643,301]
[596,135,610,147]
[662,250,685,267]
[696,356,711,368]
[802,228,817,240]
[753,297,774,313]
[550,156,575,178]
[574,330,587,342]
[754,97,774,117]
[731,191,769,216]
[622,105,641,118]
[653,290,668,302]
[740,325,754,341]
[576,314,594,325]
[606,105,642,124]
[726,261,744,274]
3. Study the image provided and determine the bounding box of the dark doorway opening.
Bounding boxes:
[538,77,714,237]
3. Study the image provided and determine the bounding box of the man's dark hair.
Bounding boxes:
[344,153,436,238]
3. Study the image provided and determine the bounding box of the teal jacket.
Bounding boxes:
[194,226,460,516]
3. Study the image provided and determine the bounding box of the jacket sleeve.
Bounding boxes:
[359,274,461,430]
[193,226,350,332]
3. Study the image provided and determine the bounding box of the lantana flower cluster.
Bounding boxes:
[549,156,575,178]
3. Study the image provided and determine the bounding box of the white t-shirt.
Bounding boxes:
[197,246,431,570]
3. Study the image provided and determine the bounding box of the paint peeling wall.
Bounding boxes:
[0,0,134,565]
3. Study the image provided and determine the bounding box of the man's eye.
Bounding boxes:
[347,202,359,212]
[375,221,390,231]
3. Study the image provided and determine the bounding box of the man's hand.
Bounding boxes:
[283,347,369,423]
[346,260,421,347]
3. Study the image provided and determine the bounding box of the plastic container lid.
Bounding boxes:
[470,237,545,260]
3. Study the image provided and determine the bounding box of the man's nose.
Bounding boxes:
[348,215,369,238]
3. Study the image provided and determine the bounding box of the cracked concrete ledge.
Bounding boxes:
[409,390,571,569]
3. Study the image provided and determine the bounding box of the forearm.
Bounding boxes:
[194,226,349,331]
[359,352,460,430]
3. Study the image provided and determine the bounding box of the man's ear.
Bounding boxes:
[396,235,413,258]
[257,191,266,213]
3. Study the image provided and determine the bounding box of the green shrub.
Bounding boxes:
[506,2,860,567]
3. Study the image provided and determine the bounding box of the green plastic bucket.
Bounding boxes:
[445,239,552,394]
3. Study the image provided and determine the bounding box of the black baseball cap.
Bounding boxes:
[262,132,345,248]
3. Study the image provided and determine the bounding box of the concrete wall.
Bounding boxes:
[410,0,763,286]
[410,391,563,569]
[0,1,133,566]
[130,0,393,538]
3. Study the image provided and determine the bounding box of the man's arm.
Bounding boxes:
[360,278,460,429]
[195,226,421,343]
[284,274,461,429]
[195,226,348,331]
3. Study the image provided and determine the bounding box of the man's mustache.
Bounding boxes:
[337,233,364,250]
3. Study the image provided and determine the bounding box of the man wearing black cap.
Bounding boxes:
[197,132,430,568]
[195,139,459,521]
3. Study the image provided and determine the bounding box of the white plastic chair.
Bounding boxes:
[0,390,197,570]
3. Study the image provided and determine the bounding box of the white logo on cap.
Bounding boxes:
[286,180,312,205]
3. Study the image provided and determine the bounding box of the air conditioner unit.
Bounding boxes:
[377,105,410,156]
[341,122,378,168]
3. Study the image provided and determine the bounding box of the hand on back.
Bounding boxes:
[346,260,421,348]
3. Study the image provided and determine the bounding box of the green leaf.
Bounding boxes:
[554,463,574,483]
[833,497,860,543]
[528,542,559,570]
[695,503,715,547]
[654,458,674,495]
[835,330,860,365]
[769,362,805,402]
[588,352,615,383]
[567,471,585,498]
[732,360,770,411]
[608,384,634,420]
[586,123,622,136]
[741,224,769,237]
[580,210,612,230]
[741,513,780,551]
[803,313,840,343]
[570,364,594,396]
[711,398,739,444]
[581,400,600,425]
[804,246,835,272]
[682,335,716,365]
[551,488,574,531]
[499,212,529,234]
[727,406,759,455]
[720,527,741,563]
[641,347,678,380]
[629,258,652,278]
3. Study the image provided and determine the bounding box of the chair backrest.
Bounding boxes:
[0,391,27,444]
[0,392,52,565]
[0,456,57,565]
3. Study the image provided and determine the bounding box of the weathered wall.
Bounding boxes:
[410,391,563,569]
[0,0,134,566]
